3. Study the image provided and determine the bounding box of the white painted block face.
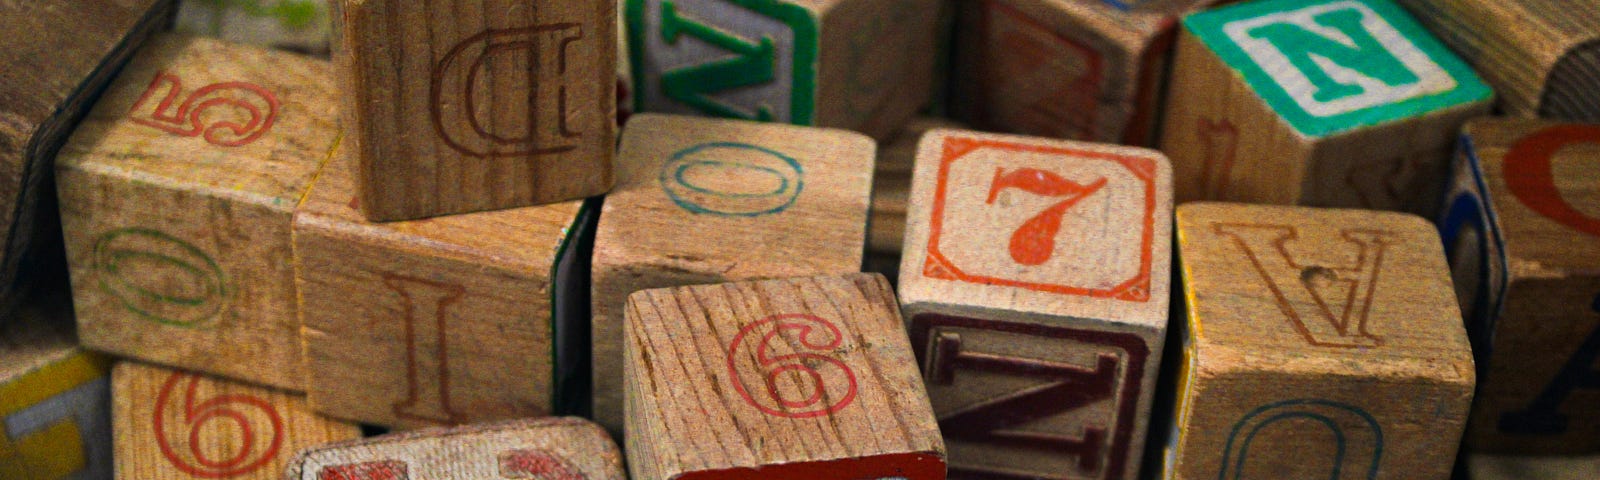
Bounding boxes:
[289,419,622,480]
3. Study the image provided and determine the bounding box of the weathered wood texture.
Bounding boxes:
[1439,119,1600,454]
[1166,203,1475,480]
[294,138,586,429]
[332,0,616,221]
[57,34,338,391]
[1394,0,1600,122]
[0,0,172,316]
[1469,454,1600,480]
[626,0,944,140]
[897,129,1173,479]
[624,273,944,480]
[284,417,624,480]
[0,294,112,479]
[590,113,872,435]
[112,361,358,480]
[1160,0,1491,215]
[868,117,965,256]
[950,0,1179,145]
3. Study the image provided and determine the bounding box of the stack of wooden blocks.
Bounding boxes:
[0,0,1597,479]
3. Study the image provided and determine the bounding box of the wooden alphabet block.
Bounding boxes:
[1439,119,1600,454]
[0,0,171,315]
[285,417,624,480]
[293,139,591,429]
[1394,0,1600,122]
[111,362,359,480]
[56,34,338,391]
[624,273,944,480]
[950,0,1188,145]
[868,117,966,256]
[1166,203,1475,479]
[0,297,113,479]
[625,0,945,140]
[897,130,1173,479]
[590,114,872,434]
[332,0,616,221]
[1160,0,1492,215]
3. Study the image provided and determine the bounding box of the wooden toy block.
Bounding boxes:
[293,138,591,429]
[624,273,945,480]
[1160,0,1492,215]
[0,0,171,315]
[869,117,967,256]
[949,0,1185,145]
[332,0,616,221]
[897,129,1173,480]
[285,417,624,479]
[590,113,872,435]
[1439,119,1600,454]
[56,34,338,391]
[0,297,113,479]
[625,0,945,140]
[1166,203,1475,480]
[1394,0,1600,122]
[111,362,358,480]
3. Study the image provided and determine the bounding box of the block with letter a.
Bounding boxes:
[285,417,624,480]
[1165,203,1475,479]
[111,362,358,480]
[0,297,112,479]
[332,0,616,221]
[293,138,595,429]
[624,273,944,480]
[1441,119,1600,454]
[56,33,337,391]
[1160,0,1491,215]
[897,129,1172,479]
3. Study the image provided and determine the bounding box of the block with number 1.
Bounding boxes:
[898,129,1173,479]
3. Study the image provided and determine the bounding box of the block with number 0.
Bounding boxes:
[624,273,944,480]
[0,297,112,479]
[897,129,1172,479]
[285,417,624,480]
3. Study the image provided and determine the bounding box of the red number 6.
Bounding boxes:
[153,372,284,478]
[726,314,858,418]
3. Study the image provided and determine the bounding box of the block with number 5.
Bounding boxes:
[624,273,945,480]
[897,129,1172,480]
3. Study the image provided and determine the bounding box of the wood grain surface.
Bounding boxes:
[332,0,616,221]
[284,417,624,480]
[624,273,944,480]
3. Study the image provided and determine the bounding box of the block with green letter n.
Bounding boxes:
[1159,0,1492,216]
[626,0,945,140]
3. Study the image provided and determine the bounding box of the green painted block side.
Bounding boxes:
[1184,0,1491,137]
[627,0,819,125]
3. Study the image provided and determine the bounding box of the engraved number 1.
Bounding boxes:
[382,275,466,424]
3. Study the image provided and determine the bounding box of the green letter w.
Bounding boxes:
[659,1,777,121]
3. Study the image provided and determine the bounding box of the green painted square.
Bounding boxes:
[1184,0,1491,137]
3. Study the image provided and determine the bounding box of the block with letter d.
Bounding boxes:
[624,273,945,480]
[0,298,112,479]
[1440,119,1600,454]
[1160,0,1492,215]
[897,129,1173,479]
[1166,203,1475,479]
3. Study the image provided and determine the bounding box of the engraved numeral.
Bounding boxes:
[986,168,1106,266]
[153,372,283,477]
[726,314,858,418]
[499,449,585,480]
[319,461,409,480]
[129,72,279,147]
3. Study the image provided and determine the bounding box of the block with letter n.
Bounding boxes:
[626,0,945,139]
[897,129,1173,480]
[1165,203,1475,479]
[624,273,945,480]
[285,417,624,480]
[1160,0,1491,215]
[1440,118,1600,454]
[0,298,112,479]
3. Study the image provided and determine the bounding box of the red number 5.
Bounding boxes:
[726,314,858,418]
[153,372,284,478]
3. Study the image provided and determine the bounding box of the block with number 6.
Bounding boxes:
[624,273,944,480]
[285,417,624,480]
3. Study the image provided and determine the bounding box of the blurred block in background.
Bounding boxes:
[0,296,112,479]
[174,0,331,56]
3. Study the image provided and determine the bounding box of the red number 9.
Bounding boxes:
[153,372,284,478]
[726,314,858,418]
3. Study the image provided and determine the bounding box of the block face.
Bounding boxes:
[1184,0,1489,136]
[623,274,943,480]
[336,0,615,220]
[953,0,1106,141]
[1170,203,1475,479]
[590,114,871,434]
[0,301,112,479]
[57,34,337,390]
[1442,120,1600,453]
[111,363,358,480]
[285,417,624,480]
[294,145,581,429]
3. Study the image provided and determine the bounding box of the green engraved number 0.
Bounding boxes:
[93,228,229,328]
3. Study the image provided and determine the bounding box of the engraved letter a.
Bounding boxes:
[1214,224,1391,348]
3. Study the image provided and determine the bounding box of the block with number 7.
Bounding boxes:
[897,129,1172,480]
[624,273,945,480]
